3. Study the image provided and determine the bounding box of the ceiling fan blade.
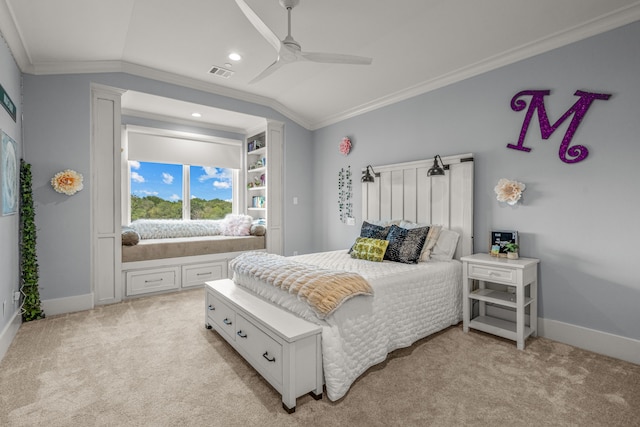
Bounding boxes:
[301,52,373,65]
[233,0,281,52]
[248,59,286,84]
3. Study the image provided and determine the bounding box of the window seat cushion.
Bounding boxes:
[122,235,265,263]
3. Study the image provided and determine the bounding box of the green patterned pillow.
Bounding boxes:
[350,237,389,262]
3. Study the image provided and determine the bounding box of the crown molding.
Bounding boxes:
[310,2,640,130]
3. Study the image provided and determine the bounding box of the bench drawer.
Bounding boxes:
[236,313,283,387]
[183,262,226,288]
[126,267,179,296]
[206,291,236,342]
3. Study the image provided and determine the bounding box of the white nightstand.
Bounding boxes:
[461,253,540,350]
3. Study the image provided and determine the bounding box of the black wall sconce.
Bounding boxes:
[361,165,380,182]
[427,155,448,177]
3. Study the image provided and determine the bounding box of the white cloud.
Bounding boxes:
[213,180,231,189]
[135,190,158,196]
[198,166,231,182]
[162,172,174,184]
[169,194,181,201]
[131,172,145,183]
[129,160,141,170]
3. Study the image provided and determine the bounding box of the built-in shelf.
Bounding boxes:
[470,288,532,309]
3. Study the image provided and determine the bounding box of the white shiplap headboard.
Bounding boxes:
[361,153,474,259]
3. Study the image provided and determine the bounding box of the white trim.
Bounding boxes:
[41,293,94,316]
[482,304,639,365]
[124,124,240,146]
[539,318,640,366]
[0,310,21,362]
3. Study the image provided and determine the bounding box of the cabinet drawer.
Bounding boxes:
[206,291,236,341]
[183,262,226,288]
[467,264,516,285]
[236,313,283,386]
[126,267,179,296]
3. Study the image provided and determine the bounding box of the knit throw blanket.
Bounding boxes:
[229,252,373,319]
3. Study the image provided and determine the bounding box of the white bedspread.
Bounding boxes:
[231,250,462,401]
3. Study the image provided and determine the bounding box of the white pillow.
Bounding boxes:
[430,229,460,261]
[222,214,253,236]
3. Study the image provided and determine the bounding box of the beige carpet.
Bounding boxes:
[1,289,638,427]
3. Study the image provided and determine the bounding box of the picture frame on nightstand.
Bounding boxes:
[490,230,518,257]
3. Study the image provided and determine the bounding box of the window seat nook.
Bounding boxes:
[121,217,266,297]
[122,235,265,263]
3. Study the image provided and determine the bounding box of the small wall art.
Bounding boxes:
[1,130,18,215]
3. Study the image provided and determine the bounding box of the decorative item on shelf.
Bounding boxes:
[505,242,520,259]
[51,169,83,195]
[254,139,264,149]
[338,166,353,223]
[490,230,518,257]
[494,178,525,205]
[427,154,448,176]
[339,137,352,156]
[253,176,262,187]
[361,165,379,183]
[248,141,255,152]
[260,174,265,186]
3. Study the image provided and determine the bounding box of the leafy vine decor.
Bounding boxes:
[338,166,353,223]
[19,159,44,321]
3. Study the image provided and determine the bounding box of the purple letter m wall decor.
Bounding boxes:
[508,90,611,163]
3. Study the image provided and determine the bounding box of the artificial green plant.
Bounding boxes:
[19,159,44,321]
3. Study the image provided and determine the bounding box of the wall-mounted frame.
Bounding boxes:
[490,230,518,257]
[2,130,18,216]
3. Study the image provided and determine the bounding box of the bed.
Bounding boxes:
[208,154,474,408]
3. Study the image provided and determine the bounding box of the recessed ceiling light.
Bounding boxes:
[228,52,242,61]
[191,112,202,118]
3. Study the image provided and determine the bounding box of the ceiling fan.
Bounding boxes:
[234,0,373,83]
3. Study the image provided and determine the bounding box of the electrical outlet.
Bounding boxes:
[346,217,356,226]
[13,291,21,302]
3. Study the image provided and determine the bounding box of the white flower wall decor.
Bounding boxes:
[494,178,525,205]
[51,169,84,195]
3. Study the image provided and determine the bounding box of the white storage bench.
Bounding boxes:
[205,279,323,413]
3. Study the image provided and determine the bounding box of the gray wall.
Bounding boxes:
[0,34,22,333]
[22,73,314,302]
[312,22,640,341]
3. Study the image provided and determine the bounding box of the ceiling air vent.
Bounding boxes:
[209,65,234,79]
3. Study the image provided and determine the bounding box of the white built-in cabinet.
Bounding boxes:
[245,121,283,255]
[91,84,124,305]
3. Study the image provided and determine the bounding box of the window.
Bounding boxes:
[123,126,242,224]
[128,161,234,221]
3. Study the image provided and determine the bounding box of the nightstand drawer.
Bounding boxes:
[467,264,516,285]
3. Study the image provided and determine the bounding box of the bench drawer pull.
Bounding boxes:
[263,352,276,363]
[223,318,232,325]
[237,330,247,338]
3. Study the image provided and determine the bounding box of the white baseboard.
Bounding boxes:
[41,293,94,316]
[539,318,640,365]
[0,310,22,362]
[483,305,639,365]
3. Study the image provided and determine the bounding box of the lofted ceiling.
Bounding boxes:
[1,0,639,131]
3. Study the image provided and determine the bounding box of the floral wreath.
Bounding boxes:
[339,137,351,156]
[494,178,525,205]
[51,169,84,195]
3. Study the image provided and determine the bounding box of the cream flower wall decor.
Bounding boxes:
[494,178,525,205]
[51,169,84,195]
